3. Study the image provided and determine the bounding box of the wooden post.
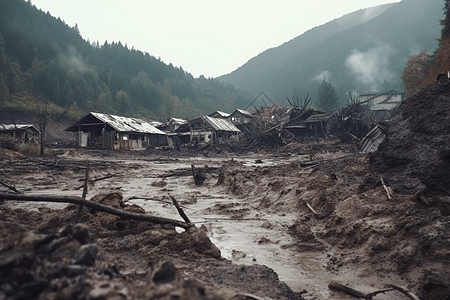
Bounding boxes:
[74,166,89,224]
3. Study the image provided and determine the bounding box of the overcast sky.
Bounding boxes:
[31,0,401,78]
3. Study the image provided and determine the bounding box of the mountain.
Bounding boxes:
[0,0,251,121]
[218,0,443,105]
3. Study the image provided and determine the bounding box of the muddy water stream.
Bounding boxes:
[6,153,406,300]
[120,155,405,300]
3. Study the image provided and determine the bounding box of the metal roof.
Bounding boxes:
[169,118,188,125]
[0,124,40,133]
[208,111,230,118]
[67,112,165,135]
[370,103,400,111]
[201,116,241,132]
[230,109,253,118]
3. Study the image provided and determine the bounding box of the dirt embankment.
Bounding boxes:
[215,132,450,300]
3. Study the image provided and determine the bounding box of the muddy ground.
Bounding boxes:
[1,137,449,300]
[3,76,450,300]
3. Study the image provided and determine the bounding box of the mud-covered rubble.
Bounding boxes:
[213,141,450,299]
[0,190,304,300]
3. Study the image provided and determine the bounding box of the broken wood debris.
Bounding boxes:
[191,164,206,185]
[328,281,394,299]
[0,157,110,171]
[388,284,420,300]
[0,193,194,229]
[168,194,191,223]
[75,173,119,190]
[380,177,394,201]
[0,179,22,194]
[304,201,317,215]
[160,167,220,179]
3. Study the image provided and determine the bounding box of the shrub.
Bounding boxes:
[0,134,18,151]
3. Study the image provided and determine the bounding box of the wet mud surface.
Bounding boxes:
[1,133,450,299]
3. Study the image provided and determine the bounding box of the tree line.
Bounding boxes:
[0,0,251,121]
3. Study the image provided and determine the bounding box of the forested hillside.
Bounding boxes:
[219,0,442,105]
[0,0,251,121]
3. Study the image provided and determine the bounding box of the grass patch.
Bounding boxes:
[1,92,83,119]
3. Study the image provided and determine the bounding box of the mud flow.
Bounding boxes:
[2,78,450,300]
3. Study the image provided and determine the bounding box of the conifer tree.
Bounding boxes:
[316,78,339,113]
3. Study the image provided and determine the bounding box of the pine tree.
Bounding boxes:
[441,0,450,39]
[316,78,339,113]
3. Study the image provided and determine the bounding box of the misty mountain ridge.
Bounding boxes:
[0,0,251,121]
[218,0,442,103]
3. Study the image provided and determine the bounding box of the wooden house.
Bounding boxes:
[178,116,240,147]
[228,109,253,125]
[157,117,188,133]
[0,124,40,143]
[284,109,332,139]
[65,112,166,150]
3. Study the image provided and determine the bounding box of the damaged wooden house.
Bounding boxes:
[157,117,189,148]
[0,124,40,143]
[360,91,405,121]
[65,112,166,150]
[172,116,241,148]
[284,109,333,139]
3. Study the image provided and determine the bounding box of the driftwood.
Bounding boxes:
[389,284,420,300]
[0,193,194,229]
[328,281,394,300]
[75,173,117,190]
[0,179,22,194]
[191,165,206,185]
[168,194,191,223]
[380,177,393,201]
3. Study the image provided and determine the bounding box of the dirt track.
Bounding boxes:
[1,138,450,300]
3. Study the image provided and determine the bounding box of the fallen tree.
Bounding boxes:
[0,193,194,229]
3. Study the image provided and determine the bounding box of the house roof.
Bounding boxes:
[168,118,188,125]
[230,109,253,118]
[201,116,241,132]
[0,124,40,133]
[208,111,230,118]
[66,112,165,135]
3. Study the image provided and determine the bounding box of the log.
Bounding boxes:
[168,194,191,223]
[0,193,194,229]
[328,281,394,300]
[328,281,367,298]
[0,179,22,194]
[389,284,420,300]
